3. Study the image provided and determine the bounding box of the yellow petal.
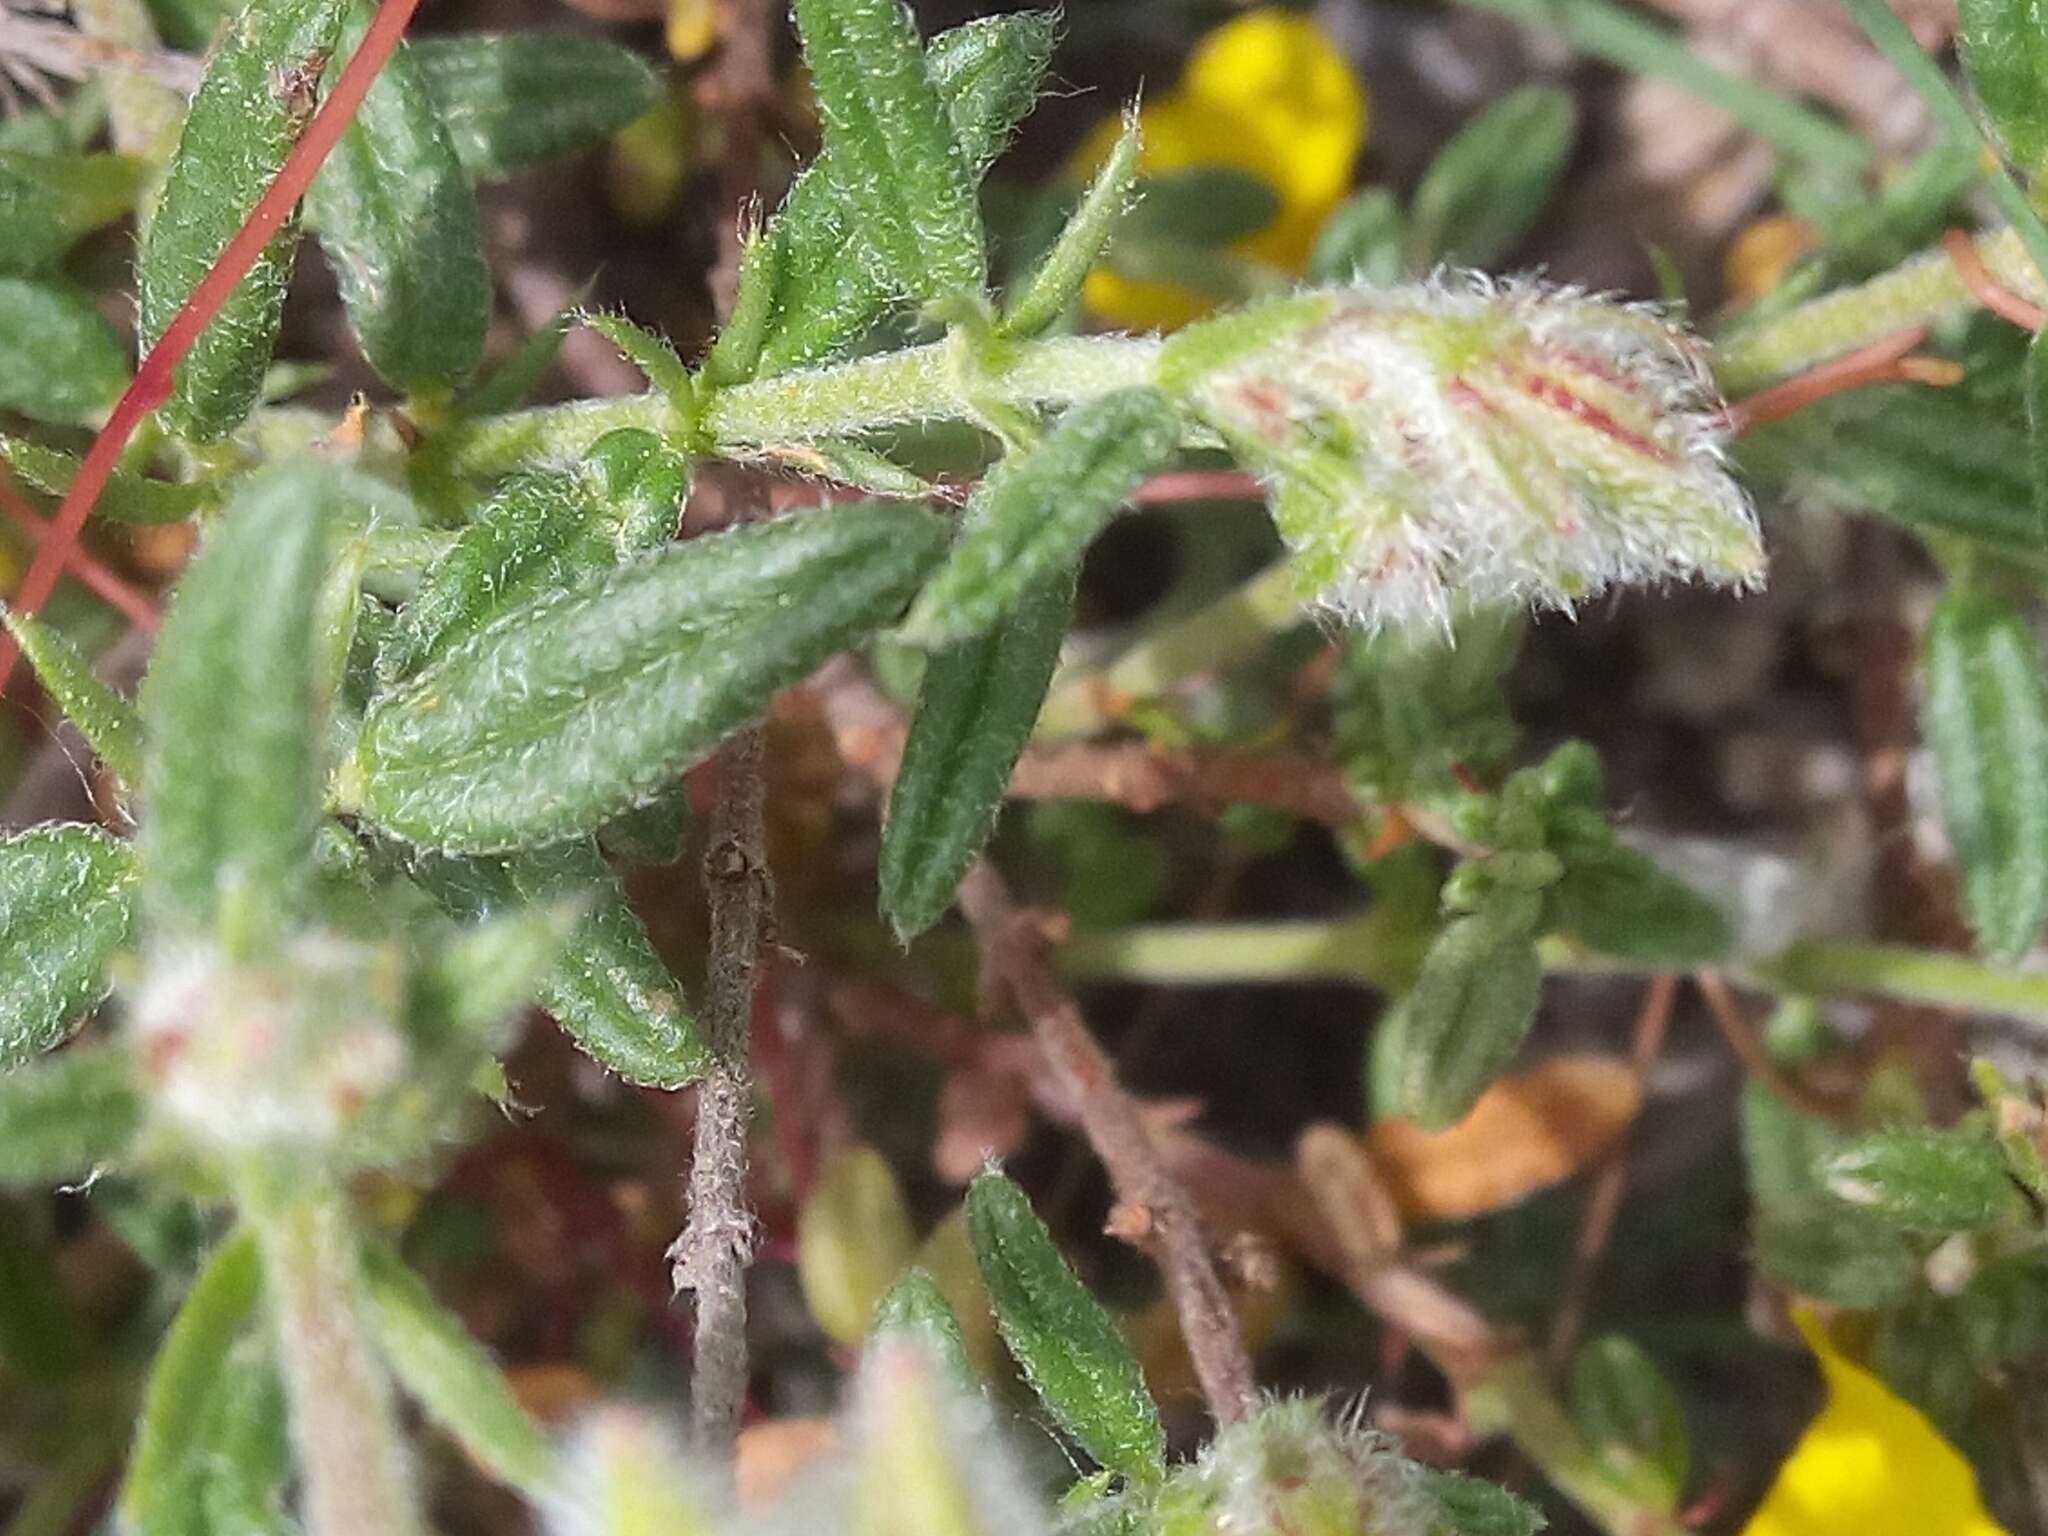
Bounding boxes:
[666,0,718,62]
[1741,1309,2010,1536]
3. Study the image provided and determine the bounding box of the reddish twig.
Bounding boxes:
[1943,229,2047,332]
[957,861,1260,1426]
[0,0,422,701]
[1725,325,1959,435]
[0,462,159,631]
[1694,971,1850,1122]
[1544,974,1678,1374]
[1131,469,1263,506]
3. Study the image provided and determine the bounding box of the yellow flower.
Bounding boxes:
[1078,8,1367,331]
[1741,1309,2009,1536]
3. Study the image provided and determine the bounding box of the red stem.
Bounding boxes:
[0,0,423,699]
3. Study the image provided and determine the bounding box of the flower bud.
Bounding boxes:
[1166,278,1763,629]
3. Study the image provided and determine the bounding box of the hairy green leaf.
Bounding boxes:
[1002,113,1140,340]
[965,1169,1165,1482]
[0,825,137,1066]
[397,841,708,1087]
[1548,844,1732,966]
[410,32,661,182]
[308,3,489,388]
[0,1042,138,1183]
[882,567,1073,939]
[1390,910,1544,1131]
[870,1266,976,1391]
[903,389,1178,647]
[137,0,345,439]
[1334,608,1521,798]
[702,221,781,388]
[195,1335,293,1536]
[1,610,140,784]
[0,437,213,525]
[1923,583,2048,960]
[790,0,985,305]
[359,1242,553,1495]
[351,501,947,853]
[119,1231,264,1536]
[582,312,694,406]
[1826,1126,2023,1232]
[0,148,142,275]
[1406,86,1576,271]
[140,461,341,954]
[1959,0,2048,177]
[755,11,1054,375]
[1426,1472,1547,1536]
[0,276,126,421]
[1569,1336,1689,1502]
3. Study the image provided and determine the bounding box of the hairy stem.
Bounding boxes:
[957,862,1259,1427]
[669,726,771,1477]
[256,1192,422,1536]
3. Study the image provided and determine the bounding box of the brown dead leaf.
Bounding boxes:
[1366,1055,1642,1221]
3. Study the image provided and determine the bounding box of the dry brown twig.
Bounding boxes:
[956,861,1261,1426]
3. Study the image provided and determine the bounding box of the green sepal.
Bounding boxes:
[882,566,1074,939]
[1001,113,1141,340]
[358,1241,554,1495]
[1,608,143,786]
[1405,86,1576,271]
[964,1168,1166,1484]
[789,0,986,306]
[139,460,342,955]
[410,32,661,182]
[0,825,137,1066]
[136,0,346,440]
[350,501,948,853]
[396,840,708,1088]
[1922,582,2048,960]
[1389,908,1544,1131]
[307,2,489,389]
[903,389,1178,647]
[0,276,127,422]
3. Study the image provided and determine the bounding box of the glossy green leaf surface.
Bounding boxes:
[881,566,1073,939]
[0,148,143,275]
[903,389,1178,647]
[399,840,708,1087]
[1923,583,2048,960]
[360,1242,553,1495]
[139,461,341,954]
[0,276,127,422]
[410,32,661,182]
[308,4,489,388]
[1,608,143,786]
[1389,910,1544,1131]
[965,1169,1165,1483]
[0,825,137,1067]
[352,501,947,853]
[136,0,345,439]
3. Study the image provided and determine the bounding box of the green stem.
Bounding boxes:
[1458,0,1872,173]
[254,1191,424,1536]
[1064,914,2048,1026]
[1714,227,2046,395]
[1033,560,1305,739]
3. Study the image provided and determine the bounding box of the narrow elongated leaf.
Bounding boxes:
[903,389,1178,647]
[1569,1336,1690,1501]
[790,0,985,304]
[359,1243,553,1495]
[140,461,340,954]
[0,149,143,275]
[0,1042,138,1183]
[1406,87,1576,271]
[964,1169,1165,1483]
[195,1336,293,1536]
[2,611,144,786]
[308,3,488,388]
[0,825,136,1066]
[702,221,781,388]
[119,1232,263,1536]
[351,502,948,853]
[882,567,1073,939]
[410,33,661,182]
[0,276,127,422]
[1923,584,2048,960]
[1001,115,1140,339]
[582,312,693,406]
[1390,911,1544,1131]
[398,841,707,1087]
[755,11,1053,375]
[1959,0,2048,177]
[0,437,212,525]
[136,0,345,439]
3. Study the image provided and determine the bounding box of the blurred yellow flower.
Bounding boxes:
[1078,8,1367,331]
[1741,1309,2009,1536]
